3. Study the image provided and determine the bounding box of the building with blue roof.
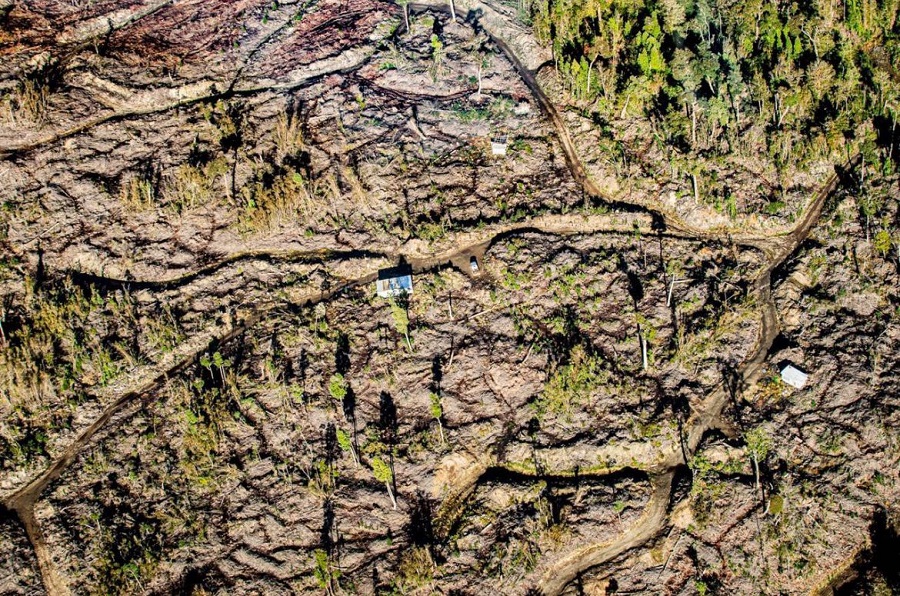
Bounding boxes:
[376,266,413,298]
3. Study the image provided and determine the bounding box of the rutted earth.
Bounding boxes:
[0,1,898,595]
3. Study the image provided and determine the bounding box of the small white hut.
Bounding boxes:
[490,135,508,156]
[780,364,808,389]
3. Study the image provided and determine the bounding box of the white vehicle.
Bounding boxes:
[470,256,479,272]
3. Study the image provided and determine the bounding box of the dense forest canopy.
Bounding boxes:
[527,0,900,171]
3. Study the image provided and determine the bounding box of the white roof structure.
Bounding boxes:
[780,364,808,389]
[490,136,508,156]
[376,267,413,298]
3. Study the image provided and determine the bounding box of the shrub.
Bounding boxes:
[532,345,607,421]
[328,373,347,401]
[165,158,229,212]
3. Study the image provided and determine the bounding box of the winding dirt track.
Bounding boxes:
[62,211,705,290]
[413,1,856,592]
[0,212,670,507]
[0,212,682,595]
[0,2,856,595]
[535,164,850,594]
[0,1,378,161]
[540,472,675,595]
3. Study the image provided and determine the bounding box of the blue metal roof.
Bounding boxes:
[376,266,413,297]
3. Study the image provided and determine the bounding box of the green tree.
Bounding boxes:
[336,427,359,466]
[371,456,397,509]
[429,392,445,445]
[745,425,772,496]
[313,548,340,596]
[874,229,892,257]
[390,299,412,351]
[211,351,228,380]
[328,373,347,401]
[429,34,444,82]
[635,12,666,78]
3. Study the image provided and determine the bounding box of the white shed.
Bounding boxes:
[780,364,808,389]
[490,136,508,156]
[376,266,413,298]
